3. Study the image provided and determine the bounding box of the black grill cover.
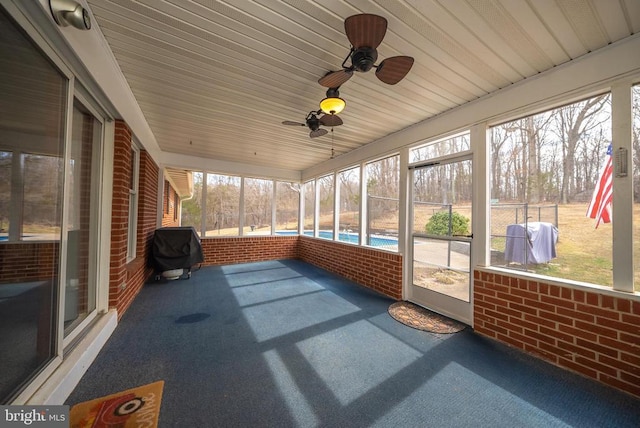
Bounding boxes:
[151,227,204,271]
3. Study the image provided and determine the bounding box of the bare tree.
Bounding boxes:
[554,95,610,204]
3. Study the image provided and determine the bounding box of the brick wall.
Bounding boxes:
[121,150,159,317]
[200,235,299,266]
[109,121,159,318]
[474,268,640,397]
[108,120,131,310]
[161,180,179,227]
[298,236,403,299]
[197,235,402,299]
[0,243,58,282]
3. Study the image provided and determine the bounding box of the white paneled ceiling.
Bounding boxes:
[85,0,640,173]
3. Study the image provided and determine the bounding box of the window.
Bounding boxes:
[182,174,301,238]
[181,171,203,236]
[206,173,240,236]
[127,146,139,261]
[174,191,179,222]
[0,152,9,237]
[0,7,66,402]
[317,174,334,240]
[633,84,640,292]
[65,102,102,336]
[276,182,299,233]
[303,180,315,235]
[244,177,272,235]
[22,154,64,240]
[365,155,400,251]
[489,94,613,286]
[411,132,470,162]
[164,180,170,214]
[338,167,360,243]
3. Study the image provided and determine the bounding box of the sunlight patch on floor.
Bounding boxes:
[296,320,422,406]
[242,291,360,342]
[231,277,324,306]
[263,349,319,428]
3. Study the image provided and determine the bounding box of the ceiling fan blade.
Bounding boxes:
[282,121,306,126]
[375,56,414,85]
[318,69,353,88]
[319,114,343,127]
[310,128,328,138]
[344,14,387,49]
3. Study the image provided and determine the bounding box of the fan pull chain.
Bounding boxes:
[331,127,335,159]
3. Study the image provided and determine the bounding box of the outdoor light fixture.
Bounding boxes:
[319,88,346,115]
[50,0,92,30]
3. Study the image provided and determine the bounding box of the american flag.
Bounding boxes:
[586,144,613,228]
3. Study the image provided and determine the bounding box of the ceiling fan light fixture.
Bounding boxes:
[319,88,346,115]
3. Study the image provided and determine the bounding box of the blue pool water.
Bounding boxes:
[276,231,397,247]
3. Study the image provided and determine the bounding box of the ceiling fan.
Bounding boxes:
[282,110,343,138]
[318,13,414,88]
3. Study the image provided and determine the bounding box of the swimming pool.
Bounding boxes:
[275,231,398,247]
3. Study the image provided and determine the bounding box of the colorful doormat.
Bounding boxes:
[70,381,164,428]
[388,301,466,333]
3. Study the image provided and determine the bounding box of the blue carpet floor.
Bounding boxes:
[66,260,640,427]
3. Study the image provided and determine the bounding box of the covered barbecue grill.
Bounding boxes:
[150,227,204,280]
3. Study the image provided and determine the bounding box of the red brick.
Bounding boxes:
[574,356,618,377]
[598,373,640,397]
[557,340,596,359]
[540,326,575,344]
[558,357,598,378]
[524,298,556,313]
[621,313,640,326]
[601,295,615,309]
[509,317,539,332]
[575,338,619,358]
[573,320,618,339]
[599,336,639,356]
[538,310,574,326]
[497,291,524,304]
[524,345,559,364]
[575,303,620,320]
[586,292,599,306]
[549,285,561,297]
[525,328,557,345]
[556,307,595,323]
[598,354,640,376]
[524,314,557,329]
[540,295,575,310]
[616,298,631,313]
[510,303,538,315]
[596,316,640,336]
[497,333,526,350]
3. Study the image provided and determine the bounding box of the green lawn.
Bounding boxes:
[495,203,640,292]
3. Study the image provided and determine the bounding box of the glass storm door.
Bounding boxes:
[409,156,473,324]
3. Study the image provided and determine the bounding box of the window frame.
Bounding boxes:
[126,144,139,263]
[483,88,636,294]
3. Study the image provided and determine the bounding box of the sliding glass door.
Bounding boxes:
[0,6,104,402]
[0,6,66,402]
